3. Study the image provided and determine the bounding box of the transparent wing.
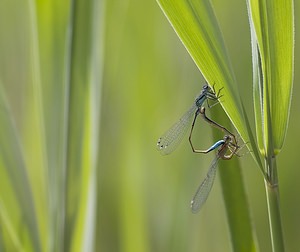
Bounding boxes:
[157,104,197,155]
[190,156,220,213]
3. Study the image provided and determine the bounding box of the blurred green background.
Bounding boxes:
[0,0,299,251]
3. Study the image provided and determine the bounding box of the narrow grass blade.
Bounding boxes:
[247,11,264,154]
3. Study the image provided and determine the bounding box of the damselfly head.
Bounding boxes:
[202,83,209,90]
[223,135,231,141]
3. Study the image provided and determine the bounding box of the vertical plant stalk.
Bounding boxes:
[265,157,284,252]
[262,64,285,252]
[248,0,294,249]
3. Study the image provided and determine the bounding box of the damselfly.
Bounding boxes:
[189,106,241,212]
[157,84,222,155]
[190,134,240,213]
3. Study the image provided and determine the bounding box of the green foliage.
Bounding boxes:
[0,0,296,251]
[248,0,294,157]
[0,0,103,251]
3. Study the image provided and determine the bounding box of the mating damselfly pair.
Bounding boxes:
[157,84,241,213]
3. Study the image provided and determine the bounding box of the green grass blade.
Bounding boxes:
[219,159,257,252]
[248,0,294,155]
[247,7,264,154]
[64,0,102,251]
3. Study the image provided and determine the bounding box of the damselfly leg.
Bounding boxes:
[188,104,236,153]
